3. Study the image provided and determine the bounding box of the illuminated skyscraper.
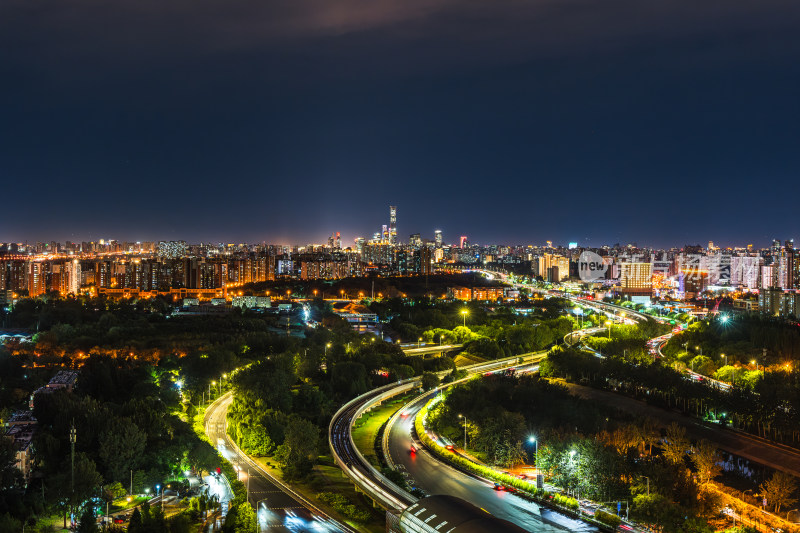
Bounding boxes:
[389,206,397,245]
[66,259,81,295]
[354,237,366,254]
[435,230,442,248]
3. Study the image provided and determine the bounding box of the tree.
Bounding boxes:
[330,362,369,398]
[103,481,127,502]
[99,418,146,482]
[390,364,414,381]
[0,437,22,488]
[662,423,689,464]
[631,493,678,528]
[274,416,319,479]
[760,471,798,513]
[691,440,721,485]
[601,424,639,455]
[187,440,219,473]
[0,514,21,532]
[421,372,439,391]
[498,440,526,468]
[127,507,143,533]
[222,500,258,533]
[52,453,102,528]
[76,505,99,533]
[639,417,660,455]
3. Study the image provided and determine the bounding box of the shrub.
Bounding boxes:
[594,509,621,527]
[317,492,371,524]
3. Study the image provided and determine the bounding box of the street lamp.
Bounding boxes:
[605,321,611,339]
[325,343,331,358]
[458,414,468,450]
[461,309,468,327]
[528,436,538,472]
[156,484,163,511]
[418,337,423,348]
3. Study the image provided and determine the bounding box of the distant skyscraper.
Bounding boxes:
[389,206,397,245]
[434,230,443,248]
[460,236,468,249]
[354,237,366,254]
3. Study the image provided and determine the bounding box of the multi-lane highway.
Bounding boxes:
[205,394,352,532]
[385,390,595,533]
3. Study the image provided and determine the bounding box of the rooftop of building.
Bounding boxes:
[6,423,37,451]
[47,370,79,387]
[7,411,37,425]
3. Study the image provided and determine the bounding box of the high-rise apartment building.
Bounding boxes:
[730,255,762,289]
[434,230,443,248]
[157,241,187,259]
[65,259,81,295]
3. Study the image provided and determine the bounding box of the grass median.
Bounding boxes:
[351,392,416,467]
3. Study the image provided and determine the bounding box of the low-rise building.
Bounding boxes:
[447,286,505,301]
[732,298,759,313]
[5,411,37,482]
[231,296,271,309]
[30,370,79,408]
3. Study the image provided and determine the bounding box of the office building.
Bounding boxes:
[619,262,652,294]
[389,206,397,245]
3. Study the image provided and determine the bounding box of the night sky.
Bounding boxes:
[2,0,800,248]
